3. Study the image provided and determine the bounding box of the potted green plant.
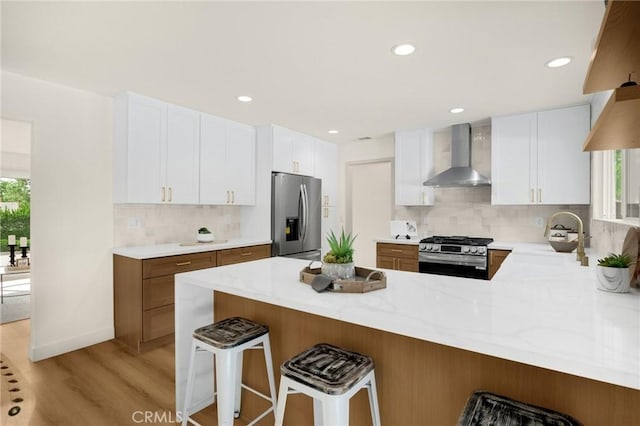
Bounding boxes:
[596,253,631,293]
[322,229,357,279]
[197,227,214,243]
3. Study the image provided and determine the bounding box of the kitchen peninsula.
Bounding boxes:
[174,248,639,425]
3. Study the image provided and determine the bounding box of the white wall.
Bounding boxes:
[1,71,114,361]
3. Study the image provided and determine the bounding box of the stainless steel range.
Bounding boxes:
[419,236,494,280]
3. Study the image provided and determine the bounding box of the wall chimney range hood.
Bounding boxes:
[423,123,491,187]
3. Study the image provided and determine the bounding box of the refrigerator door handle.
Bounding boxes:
[301,183,309,242]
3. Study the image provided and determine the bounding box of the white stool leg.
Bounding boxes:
[215,349,239,426]
[367,372,381,426]
[313,398,323,426]
[274,377,290,426]
[262,335,278,413]
[234,350,243,418]
[182,340,199,426]
[322,395,349,426]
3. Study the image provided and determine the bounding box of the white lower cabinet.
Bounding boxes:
[395,128,435,206]
[491,104,590,205]
[200,113,256,205]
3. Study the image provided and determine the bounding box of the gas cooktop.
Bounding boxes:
[420,236,494,246]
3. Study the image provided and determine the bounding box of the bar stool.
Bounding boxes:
[458,391,580,426]
[275,343,381,426]
[182,317,277,426]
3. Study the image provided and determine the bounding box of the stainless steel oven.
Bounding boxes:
[419,236,493,280]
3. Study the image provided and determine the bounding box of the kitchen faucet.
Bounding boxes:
[544,212,588,266]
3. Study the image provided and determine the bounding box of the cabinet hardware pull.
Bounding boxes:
[240,252,252,257]
[538,188,542,203]
[231,191,235,204]
[176,261,191,266]
[391,249,402,253]
[226,190,230,204]
[162,187,166,202]
[168,187,172,202]
[530,188,534,203]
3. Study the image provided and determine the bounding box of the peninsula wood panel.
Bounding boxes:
[488,249,511,280]
[214,291,640,426]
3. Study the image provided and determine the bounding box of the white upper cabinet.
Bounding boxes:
[200,113,256,205]
[492,104,590,205]
[272,125,315,176]
[395,128,435,206]
[166,104,200,204]
[114,92,199,204]
[491,112,537,205]
[314,138,338,206]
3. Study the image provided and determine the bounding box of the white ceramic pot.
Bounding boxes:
[596,266,631,293]
[322,262,356,280]
[197,232,214,243]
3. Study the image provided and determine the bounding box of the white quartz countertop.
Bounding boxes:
[113,238,272,259]
[176,244,640,390]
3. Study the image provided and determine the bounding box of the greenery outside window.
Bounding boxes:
[0,178,31,251]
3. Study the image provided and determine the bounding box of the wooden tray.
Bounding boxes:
[299,265,386,293]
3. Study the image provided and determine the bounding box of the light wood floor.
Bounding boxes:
[0,320,238,425]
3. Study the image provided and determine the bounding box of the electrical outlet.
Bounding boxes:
[534,217,544,228]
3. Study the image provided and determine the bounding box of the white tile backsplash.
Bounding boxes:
[114,204,242,247]
[393,125,590,243]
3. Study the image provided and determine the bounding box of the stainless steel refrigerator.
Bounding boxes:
[271,172,322,261]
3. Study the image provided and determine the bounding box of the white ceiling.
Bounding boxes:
[1,1,604,143]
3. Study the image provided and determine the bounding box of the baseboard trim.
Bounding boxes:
[29,326,114,361]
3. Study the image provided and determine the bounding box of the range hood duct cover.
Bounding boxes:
[423,123,491,187]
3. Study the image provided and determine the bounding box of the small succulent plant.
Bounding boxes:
[198,227,212,234]
[323,229,357,264]
[597,253,631,268]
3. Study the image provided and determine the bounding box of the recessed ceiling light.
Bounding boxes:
[545,57,572,68]
[450,107,465,114]
[328,130,339,134]
[392,44,416,56]
[237,95,252,102]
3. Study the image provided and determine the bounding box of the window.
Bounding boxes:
[615,149,640,219]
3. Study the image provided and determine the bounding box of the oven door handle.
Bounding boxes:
[420,253,487,269]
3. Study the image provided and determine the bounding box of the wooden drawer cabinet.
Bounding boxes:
[142,304,174,341]
[376,243,419,272]
[217,244,271,266]
[142,275,174,310]
[142,251,216,278]
[114,244,271,352]
[488,249,511,280]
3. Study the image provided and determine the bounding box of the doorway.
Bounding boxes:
[1,118,32,324]
[346,160,393,268]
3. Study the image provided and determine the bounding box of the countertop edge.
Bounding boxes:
[113,239,272,259]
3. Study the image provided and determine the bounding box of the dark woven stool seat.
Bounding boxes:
[193,317,269,349]
[281,343,374,396]
[458,391,580,426]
